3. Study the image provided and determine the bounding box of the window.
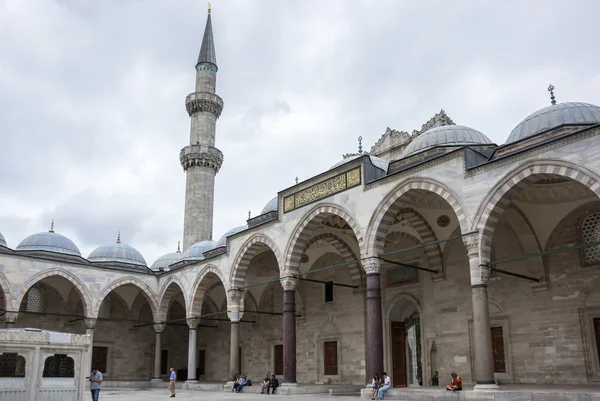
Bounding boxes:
[594,318,600,363]
[274,345,283,376]
[0,353,26,378]
[92,347,108,374]
[325,281,334,303]
[26,286,44,313]
[161,350,168,374]
[582,213,600,265]
[273,284,284,314]
[239,347,242,375]
[490,327,506,373]
[43,354,74,378]
[324,341,338,376]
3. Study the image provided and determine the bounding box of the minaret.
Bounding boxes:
[181,5,224,251]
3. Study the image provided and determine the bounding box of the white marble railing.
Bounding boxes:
[0,388,27,401]
[37,387,77,401]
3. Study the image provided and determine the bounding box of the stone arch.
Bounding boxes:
[473,160,600,261]
[386,292,422,321]
[302,232,362,285]
[93,277,157,320]
[0,271,13,311]
[189,265,226,318]
[130,292,153,321]
[284,203,365,276]
[366,178,470,257]
[230,234,282,289]
[157,276,187,322]
[14,269,93,316]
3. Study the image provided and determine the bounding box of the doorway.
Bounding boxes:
[389,297,422,387]
[391,322,406,387]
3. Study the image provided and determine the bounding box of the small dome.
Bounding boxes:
[150,246,183,272]
[331,154,388,171]
[261,197,278,214]
[183,240,217,260]
[0,232,6,247]
[16,224,81,256]
[506,102,600,144]
[402,125,492,157]
[88,234,147,267]
[217,225,247,247]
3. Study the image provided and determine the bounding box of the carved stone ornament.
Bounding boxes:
[437,215,451,227]
[300,254,309,264]
[4,311,18,324]
[280,276,298,290]
[362,258,381,275]
[153,323,166,334]
[84,317,97,330]
[227,288,244,305]
[186,318,200,329]
[462,233,480,257]
[185,92,224,118]
[180,145,224,173]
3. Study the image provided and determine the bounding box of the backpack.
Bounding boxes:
[247,379,252,386]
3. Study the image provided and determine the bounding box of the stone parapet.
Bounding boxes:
[180,144,223,173]
[185,92,224,118]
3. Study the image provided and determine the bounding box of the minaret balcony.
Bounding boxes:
[185,92,224,118]
[180,144,224,173]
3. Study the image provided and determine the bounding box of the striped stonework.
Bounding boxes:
[302,232,362,286]
[366,179,469,257]
[284,204,364,276]
[476,162,600,262]
[157,276,186,322]
[14,268,93,316]
[230,234,282,289]
[189,265,226,318]
[93,276,157,320]
[0,272,13,311]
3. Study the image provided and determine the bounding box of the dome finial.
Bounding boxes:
[295,176,299,184]
[358,136,363,154]
[248,210,251,219]
[548,84,556,105]
[116,231,121,244]
[177,241,181,253]
[208,2,211,14]
[49,219,55,233]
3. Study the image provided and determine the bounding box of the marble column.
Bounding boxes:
[463,234,498,389]
[364,259,384,380]
[281,277,298,385]
[227,289,244,381]
[186,318,199,382]
[84,318,96,376]
[152,324,166,381]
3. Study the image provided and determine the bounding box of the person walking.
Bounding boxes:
[169,368,176,398]
[89,367,103,401]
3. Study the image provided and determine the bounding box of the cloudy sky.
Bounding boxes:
[0,0,598,265]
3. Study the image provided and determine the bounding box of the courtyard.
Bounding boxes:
[86,389,359,400]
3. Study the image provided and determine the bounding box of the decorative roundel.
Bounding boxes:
[437,215,451,228]
[300,254,309,264]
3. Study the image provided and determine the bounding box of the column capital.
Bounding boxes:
[362,257,381,275]
[4,311,18,324]
[227,288,244,305]
[462,233,480,258]
[187,318,200,329]
[84,318,97,330]
[280,276,298,291]
[153,323,166,333]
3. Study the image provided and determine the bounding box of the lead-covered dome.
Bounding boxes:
[402,125,492,157]
[0,232,6,247]
[261,197,278,214]
[88,234,147,267]
[217,225,247,247]
[16,224,81,256]
[183,240,217,261]
[506,102,600,144]
[150,245,183,272]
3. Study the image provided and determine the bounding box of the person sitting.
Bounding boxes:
[236,375,248,393]
[268,374,279,394]
[446,372,462,391]
[432,371,439,386]
[232,375,242,392]
[371,373,381,400]
[260,374,271,394]
[376,372,390,400]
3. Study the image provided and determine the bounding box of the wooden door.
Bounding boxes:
[391,322,406,387]
[274,345,283,376]
[198,350,206,376]
[491,327,506,373]
[161,350,168,374]
[92,346,108,374]
[324,341,338,375]
[594,319,600,362]
[239,347,242,375]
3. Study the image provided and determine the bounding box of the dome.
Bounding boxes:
[217,225,247,247]
[16,225,81,256]
[88,235,147,267]
[150,247,183,272]
[506,102,600,144]
[261,197,278,214]
[183,240,217,260]
[330,154,388,171]
[0,232,6,247]
[402,125,492,157]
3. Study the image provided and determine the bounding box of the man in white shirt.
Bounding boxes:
[376,372,391,400]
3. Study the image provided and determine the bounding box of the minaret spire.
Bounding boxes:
[197,5,217,68]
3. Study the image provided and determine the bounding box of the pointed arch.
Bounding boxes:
[157,276,187,322]
[14,268,93,316]
[284,203,365,276]
[189,265,226,318]
[302,232,362,286]
[366,178,470,257]
[93,277,157,320]
[473,160,600,261]
[230,234,282,289]
[0,271,12,311]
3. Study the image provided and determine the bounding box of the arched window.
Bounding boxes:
[0,353,26,378]
[43,354,74,378]
[273,284,283,314]
[26,286,44,313]
[582,213,600,265]
[98,296,111,319]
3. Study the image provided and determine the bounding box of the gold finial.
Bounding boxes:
[548,84,556,105]
[208,2,211,14]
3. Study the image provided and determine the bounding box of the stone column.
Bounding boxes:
[186,318,200,382]
[152,324,166,381]
[281,277,298,385]
[84,318,96,376]
[463,234,498,389]
[364,258,384,381]
[227,289,244,382]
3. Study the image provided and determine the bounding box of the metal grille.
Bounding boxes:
[273,284,283,314]
[98,296,111,319]
[26,286,44,313]
[582,213,600,264]
[0,353,26,378]
[42,354,74,378]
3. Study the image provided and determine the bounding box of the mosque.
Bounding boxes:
[2,6,600,396]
